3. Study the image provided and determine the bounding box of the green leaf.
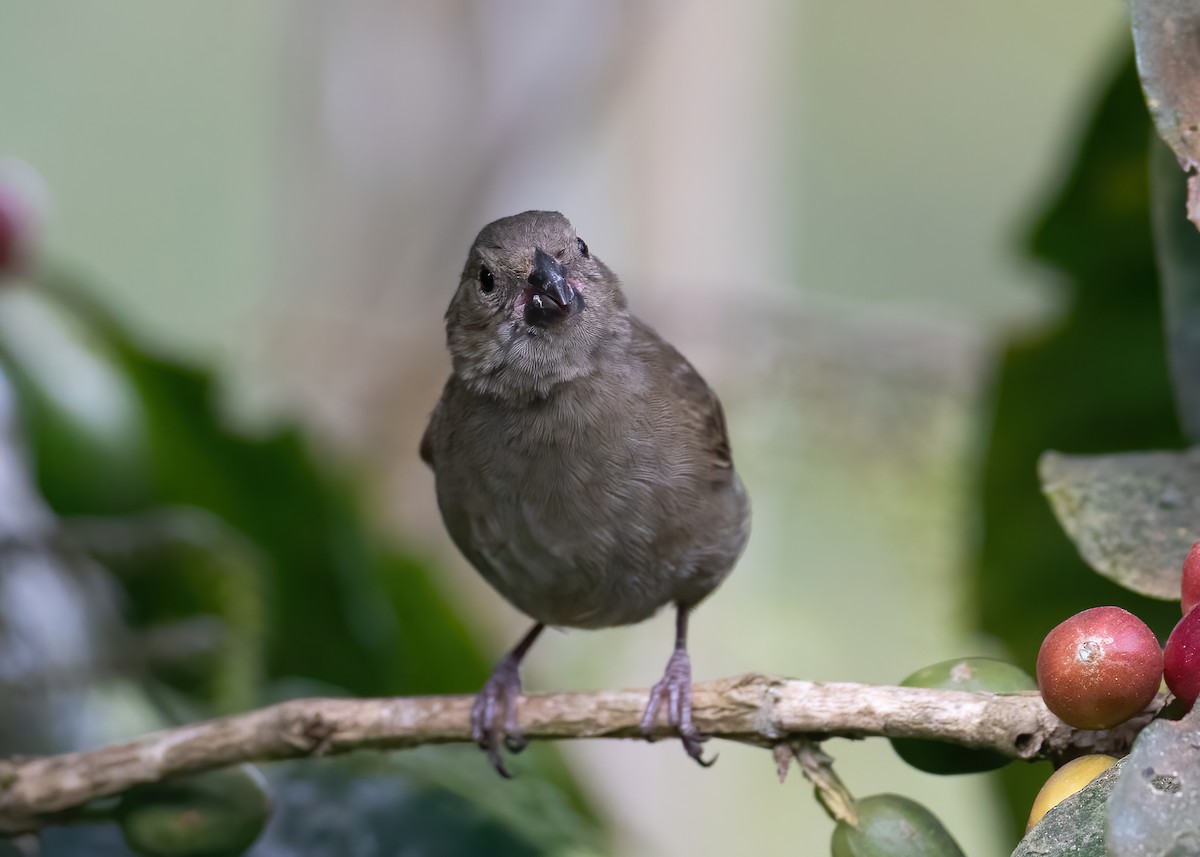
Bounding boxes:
[891,658,1035,775]
[1106,708,1200,856]
[1039,448,1197,599]
[831,794,965,857]
[1151,137,1200,443]
[1011,760,1122,857]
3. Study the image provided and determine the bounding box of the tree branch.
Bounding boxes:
[0,673,1157,834]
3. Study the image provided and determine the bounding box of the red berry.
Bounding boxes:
[1037,606,1163,729]
[0,190,22,275]
[1182,541,1200,615]
[0,159,47,279]
[1165,606,1200,708]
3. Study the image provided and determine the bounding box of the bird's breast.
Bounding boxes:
[433,384,743,628]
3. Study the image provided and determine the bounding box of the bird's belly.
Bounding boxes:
[464,484,674,629]
[436,414,748,630]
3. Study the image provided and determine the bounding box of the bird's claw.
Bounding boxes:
[640,647,715,767]
[471,658,526,778]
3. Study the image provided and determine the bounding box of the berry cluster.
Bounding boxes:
[1020,542,1200,835]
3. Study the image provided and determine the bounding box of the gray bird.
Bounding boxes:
[421,210,750,775]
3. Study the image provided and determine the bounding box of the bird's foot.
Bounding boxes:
[639,647,714,767]
[471,657,527,778]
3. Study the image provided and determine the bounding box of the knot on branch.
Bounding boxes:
[1012,731,1038,759]
[280,712,335,756]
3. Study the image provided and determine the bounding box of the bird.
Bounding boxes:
[421,210,750,775]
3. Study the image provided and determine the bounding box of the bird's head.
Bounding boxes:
[445,210,629,400]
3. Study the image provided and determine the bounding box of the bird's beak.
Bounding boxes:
[525,248,578,324]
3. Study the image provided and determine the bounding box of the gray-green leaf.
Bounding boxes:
[1106,708,1200,856]
[1129,0,1200,167]
[1128,0,1200,231]
[1039,449,1200,599]
[1012,760,1122,857]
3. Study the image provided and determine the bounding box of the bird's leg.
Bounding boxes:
[471,622,544,778]
[639,605,713,766]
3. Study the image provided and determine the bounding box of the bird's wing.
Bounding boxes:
[419,419,435,467]
[419,384,448,468]
[632,319,733,470]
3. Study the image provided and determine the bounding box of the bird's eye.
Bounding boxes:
[576,237,589,258]
[479,266,495,293]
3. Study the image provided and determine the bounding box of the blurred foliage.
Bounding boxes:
[0,753,602,857]
[116,766,271,857]
[3,761,561,857]
[254,759,547,857]
[973,54,1186,841]
[3,269,487,702]
[0,270,601,853]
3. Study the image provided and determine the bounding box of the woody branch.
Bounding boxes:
[0,672,1156,835]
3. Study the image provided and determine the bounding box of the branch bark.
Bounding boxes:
[0,673,1158,834]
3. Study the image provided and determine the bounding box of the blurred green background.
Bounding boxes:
[0,2,1177,855]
